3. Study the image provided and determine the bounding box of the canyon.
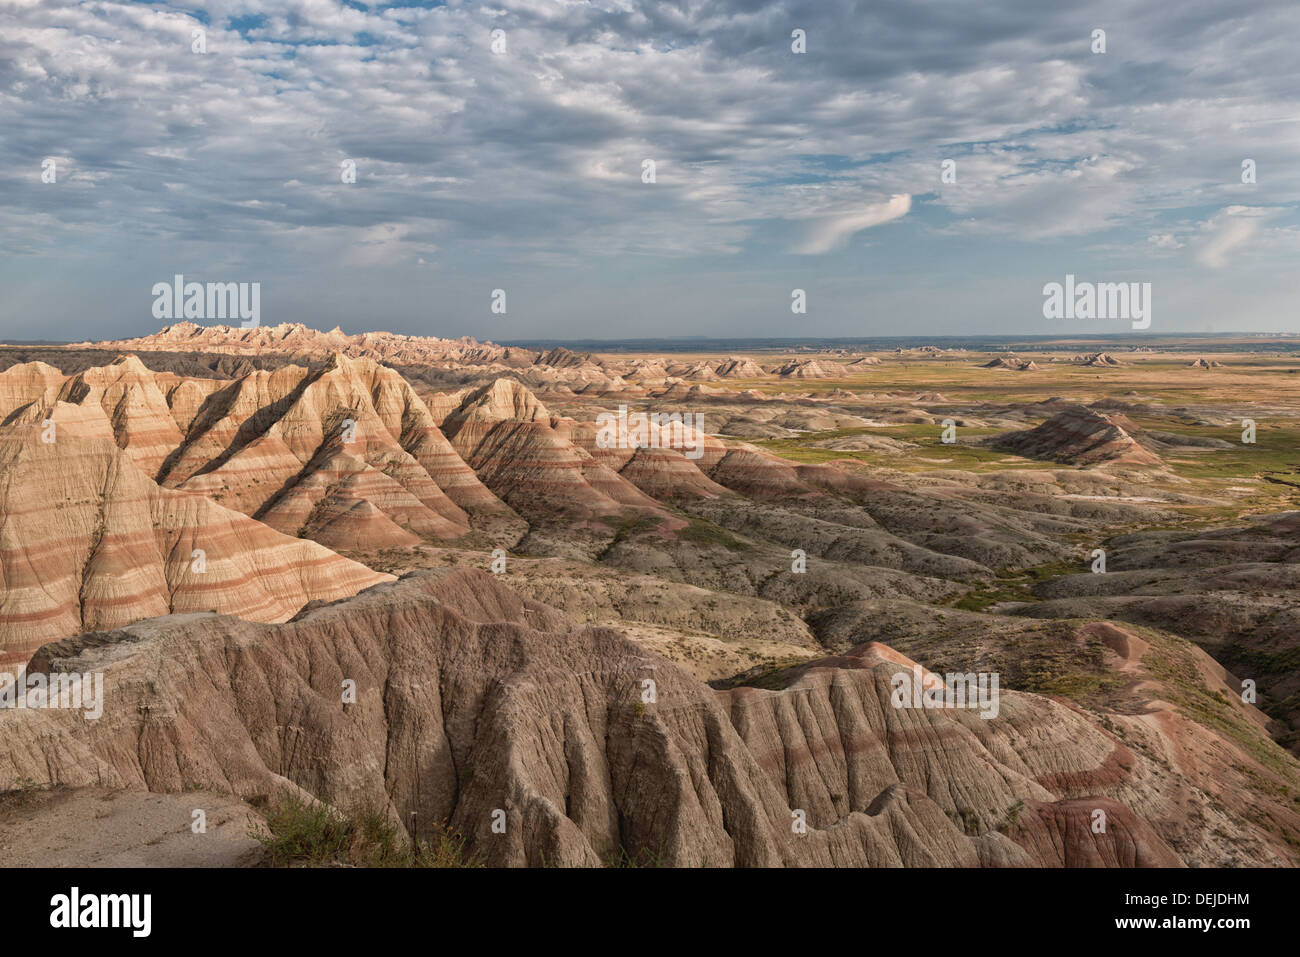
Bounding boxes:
[1,324,1298,867]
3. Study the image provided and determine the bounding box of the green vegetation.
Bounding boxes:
[603,842,667,868]
[755,424,1058,474]
[712,655,815,691]
[995,799,1026,835]
[604,514,662,545]
[251,791,482,868]
[1225,643,1300,751]
[740,355,1300,520]
[0,777,53,813]
[1139,626,1299,781]
[679,518,750,551]
[980,622,1125,708]
[948,560,1081,611]
[950,806,984,836]
[1014,668,1123,701]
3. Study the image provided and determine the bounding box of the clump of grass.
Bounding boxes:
[250,792,350,866]
[603,842,666,868]
[949,806,984,836]
[952,590,1024,612]
[948,559,1082,611]
[251,791,482,868]
[679,519,749,551]
[610,515,661,544]
[411,819,484,868]
[0,777,54,812]
[996,799,1026,835]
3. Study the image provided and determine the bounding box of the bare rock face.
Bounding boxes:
[1188,358,1223,369]
[1081,352,1123,367]
[993,406,1162,466]
[74,321,532,367]
[714,357,766,378]
[4,569,1192,867]
[440,379,664,521]
[0,354,519,553]
[534,347,592,370]
[164,353,499,543]
[981,356,1037,371]
[772,359,837,378]
[0,360,66,421]
[561,415,730,502]
[57,355,185,477]
[622,359,670,380]
[0,406,392,664]
[668,361,722,381]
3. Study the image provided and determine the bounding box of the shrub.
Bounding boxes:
[250,791,483,868]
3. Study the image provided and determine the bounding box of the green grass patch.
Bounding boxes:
[1139,628,1300,782]
[605,514,662,544]
[251,791,483,868]
[679,519,750,551]
[603,843,667,868]
[947,559,1081,611]
[753,425,1061,474]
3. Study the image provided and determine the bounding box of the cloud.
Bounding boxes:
[1,0,1299,337]
[792,194,912,254]
[1196,206,1268,268]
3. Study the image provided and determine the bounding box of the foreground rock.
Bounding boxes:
[8,569,1292,867]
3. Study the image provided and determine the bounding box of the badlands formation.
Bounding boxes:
[1,324,1299,867]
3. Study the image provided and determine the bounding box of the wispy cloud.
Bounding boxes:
[1196,206,1268,269]
[2,0,1299,336]
[792,194,911,254]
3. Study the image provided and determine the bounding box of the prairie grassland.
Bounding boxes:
[741,351,1300,521]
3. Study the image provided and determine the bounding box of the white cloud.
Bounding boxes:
[1196,206,1269,268]
[1148,233,1184,249]
[2,0,1299,336]
[792,194,912,254]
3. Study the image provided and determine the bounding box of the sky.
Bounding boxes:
[2,0,1298,341]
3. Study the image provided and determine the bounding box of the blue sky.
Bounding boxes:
[2,0,1298,340]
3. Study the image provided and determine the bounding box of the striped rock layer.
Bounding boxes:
[0,404,391,664]
[9,569,1285,867]
[994,406,1163,466]
[2,353,519,555]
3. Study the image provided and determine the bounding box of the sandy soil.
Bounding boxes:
[0,786,265,867]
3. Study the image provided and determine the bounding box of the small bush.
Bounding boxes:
[251,791,483,868]
[250,792,350,867]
